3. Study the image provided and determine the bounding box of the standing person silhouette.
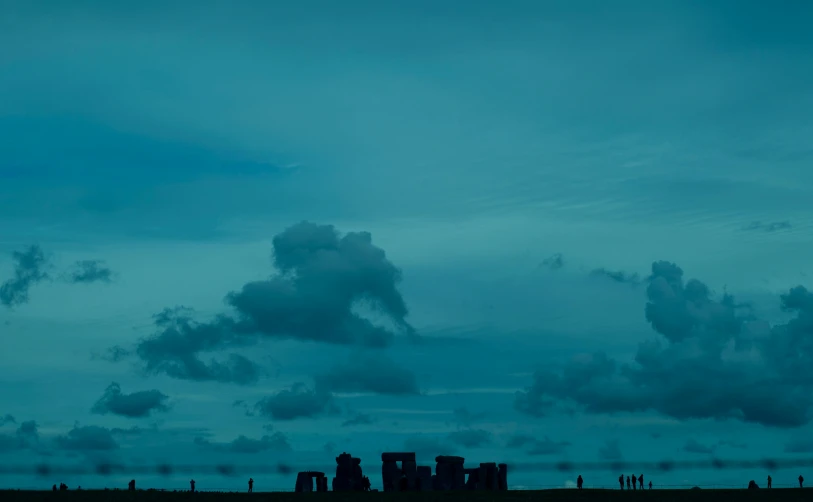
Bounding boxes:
[800,475,804,488]
[767,475,771,488]
[577,475,583,489]
[649,481,652,490]
[639,474,644,489]
[190,479,196,492]
[626,476,631,490]
[631,474,637,491]
[248,478,253,492]
[619,474,624,490]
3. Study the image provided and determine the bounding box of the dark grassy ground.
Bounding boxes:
[1,489,810,502]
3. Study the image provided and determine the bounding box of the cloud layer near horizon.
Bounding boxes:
[515,261,813,427]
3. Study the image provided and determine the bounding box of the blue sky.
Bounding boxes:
[2,0,813,492]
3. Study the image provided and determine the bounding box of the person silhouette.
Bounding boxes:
[52,485,57,492]
[248,478,253,492]
[767,475,772,488]
[626,476,631,490]
[800,475,804,488]
[129,479,136,491]
[639,474,644,489]
[649,481,652,490]
[619,474,624,490]
[631,474,637,491]
[577,475,583,489]
[190,479,196,492]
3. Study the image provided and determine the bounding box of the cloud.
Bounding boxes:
[0,420,39,452]
[323,442,337,453]
[0,414,15,427]
[718,439,747,449]
[54,425,119,451]
[254,383,334,420]
[91,382,170,418]
[65,259,115,283]
[446,428,491,448]
[448,407,486,428]
[784,438,813,453]
[589,268,641,286]
[119,222,414,384]
[540,253,564,270]
[110,426,149,437]
[505,434,536,449]
[232,400,256,417]
[1,245,50,307]
[92,345,132,363]
[683,438,716,454]
[314,354,419,395]
[194,432,292,453]
[505,435,570,456]
[133,307,261,384]
[225,221,414,346]
[403,435,457,461]
[342,413,375,427]
[742,221,792,232]
[598,439,622,460]
[515,261,813,427]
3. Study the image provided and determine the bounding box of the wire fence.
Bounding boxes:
[0,457,811,477]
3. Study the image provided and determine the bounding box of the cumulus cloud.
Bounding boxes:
[133,307,261,385]
[505,434,570,455]
[194,432,292,453]
[0,420,39,452]
[447,429,491,448]
[0,245,50,307]
[54,425,119,451]
[117,222,414,384]
[589,268,641,286]
[742,221,792,232]
[65,259,115,283]
[254,383,335,420]
[0,414,15,427]
[515,261,813,427]
[540,253,564,270]
[225,221,414,346]
[342,413,375,427]
[683,438,716,454]
[314,354,419,395]
[91,382,170,418]
[598,439,622,460]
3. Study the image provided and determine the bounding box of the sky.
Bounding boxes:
[1,0,813,492]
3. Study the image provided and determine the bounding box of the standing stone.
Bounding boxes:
[416,466,433,491]
[382,460,400,492]
[497,464,508,490]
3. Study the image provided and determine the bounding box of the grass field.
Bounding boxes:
[1,489,810,502]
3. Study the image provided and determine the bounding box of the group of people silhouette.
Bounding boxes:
[619,473,650,490]
[48,471,808,492]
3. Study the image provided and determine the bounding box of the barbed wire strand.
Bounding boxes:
[1,457,811,478]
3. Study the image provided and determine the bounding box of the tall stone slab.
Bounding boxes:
[497,464,508,490]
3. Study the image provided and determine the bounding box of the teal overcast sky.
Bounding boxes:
[2,0,813,492]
